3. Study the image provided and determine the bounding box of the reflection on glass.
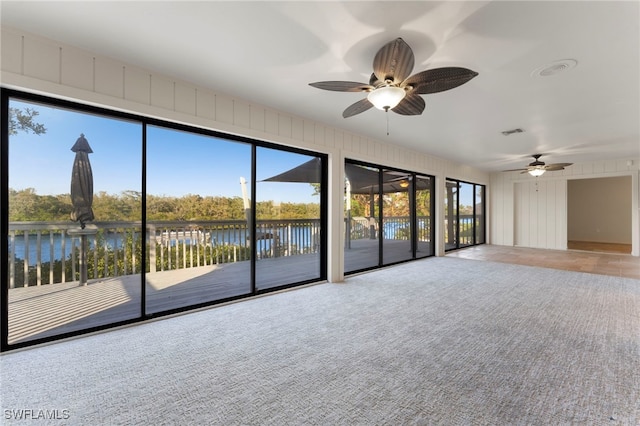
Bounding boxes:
[344,163,381,273]
[445,180,458,250]
[415,175,434,258]
[382,169,412,264]
[145,126,252,313]
[7,99,142,344]
[476,185,485,244]
[255,148,322,290]
[458,182,475,248]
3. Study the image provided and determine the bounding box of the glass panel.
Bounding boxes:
[458,182,475,247]
[145,126,251,313]
[7,99,142,344]
[445,180,458,250]
[415,175,434,258]
[344,162,380,273]
[382,169,412,264]
[255,148,322,290]
[475,185,485,244]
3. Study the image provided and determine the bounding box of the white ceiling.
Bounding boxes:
[2,1,639,172]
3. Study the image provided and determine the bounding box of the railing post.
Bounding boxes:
[9,232,15,289]
[149,224,157,273]
[23,233,29,287]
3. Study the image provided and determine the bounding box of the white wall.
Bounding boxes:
[1,26,491,282]
[491,161,640,256]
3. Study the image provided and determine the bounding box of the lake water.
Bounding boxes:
[9,227,316,263]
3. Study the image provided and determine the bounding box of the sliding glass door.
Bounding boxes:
[2,89,327,351]
[445,178,485,251]
[415,175,434,258]
[344,163,381,272]
[5,97,143,345]
[382,169,412,264]
[344,160,435,274]
[145,126,252,314]
[255,148,324,290]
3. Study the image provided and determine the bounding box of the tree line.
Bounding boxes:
[8,188,320,222]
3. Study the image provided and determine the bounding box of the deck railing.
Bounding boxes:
[7,216,433,288]
[7,219,321,288]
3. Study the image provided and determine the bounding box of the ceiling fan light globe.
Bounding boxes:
[367,86,406,111]
[528,168,546,177]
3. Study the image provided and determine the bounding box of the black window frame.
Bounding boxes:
[1,88,327,351]
[444,178,486,251]
[344,159,435,275]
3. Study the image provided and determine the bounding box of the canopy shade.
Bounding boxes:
[261,158,321,183]
[261,158,431,194]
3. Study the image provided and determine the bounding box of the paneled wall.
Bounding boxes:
[491,160,640,255]
[1,26,491,282]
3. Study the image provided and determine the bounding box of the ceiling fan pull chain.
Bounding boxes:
[386,109,390,136]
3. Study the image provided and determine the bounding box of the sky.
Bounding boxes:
[9,99,320,204]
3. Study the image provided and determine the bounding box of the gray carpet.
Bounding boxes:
[1,257,639,425]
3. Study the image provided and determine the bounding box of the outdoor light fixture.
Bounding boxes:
[399,179,410,188]
[528,168,546,177]
[367,86,406,111]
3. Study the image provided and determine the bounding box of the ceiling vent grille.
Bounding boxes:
[532,59,578,77]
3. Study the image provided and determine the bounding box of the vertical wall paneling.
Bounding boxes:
[291,117,304,142]
[248,104,264,132]
[278,114,292,139]
[215,93,234,125]
[61,46,94,92]
[233,99,251,129]
[93,56,124,98]
[123,66,151,109]
[265,109,279,135]
[1,29,22,74]
[313,123,325,146]
[324,127,335,149]
[22,35,60,83]
[175,83,197,116]
[196,89,216,121]
[148,75,176,111]
[303,120,314,143]
[557,180,568,249]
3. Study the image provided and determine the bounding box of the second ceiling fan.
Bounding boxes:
[309,38,478,118]
[503,154,573,177]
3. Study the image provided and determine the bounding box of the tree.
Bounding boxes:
[8,107,46,136]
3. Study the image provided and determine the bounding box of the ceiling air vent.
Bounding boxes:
[501,128,524,136]
[532,59,578,77]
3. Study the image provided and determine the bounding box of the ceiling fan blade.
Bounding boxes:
[544,163,573,171]
[391,93,425,115]
[501,168,528,172]
[403,67,478,94]
[373,38,415,85]
[369,73,382,87]
[343,98,374,118]
[309,81,373,92]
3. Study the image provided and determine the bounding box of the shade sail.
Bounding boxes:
[261,158,431,194]
[261,158,321,183]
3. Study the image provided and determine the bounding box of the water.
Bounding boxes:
[8,226,317,264]
[9,234,123,264]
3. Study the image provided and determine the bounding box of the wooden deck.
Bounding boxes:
[8,253,322,345]
[7,239,432,345]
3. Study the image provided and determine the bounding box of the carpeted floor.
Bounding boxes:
[1,257,639,425]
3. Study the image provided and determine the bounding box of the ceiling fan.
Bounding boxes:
[309,38,478,118]
[503,154,573,177]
